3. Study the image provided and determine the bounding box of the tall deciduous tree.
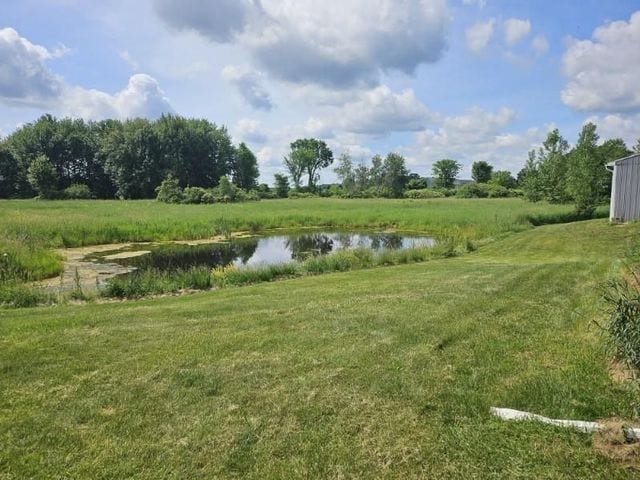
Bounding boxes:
[471,161,493,183]
[27,154,58,198]
[283,151,306,189]
[288,138,334,190]
[232,143,259,190]
[382,153,409,198]
[432,159,461,189]
[566,123,603,216]
[334,153,356,195]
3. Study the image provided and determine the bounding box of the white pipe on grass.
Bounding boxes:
[490,407,640,441]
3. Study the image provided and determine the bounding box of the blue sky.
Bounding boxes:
[1,0,639,183]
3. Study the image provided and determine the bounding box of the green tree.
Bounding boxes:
[232,143,259,190]
[489,170,517,189]
[432,159,461,189]
[598,138,631,198]
[566,123,603,216]
[283,151,306,189]
[471,161,493,183]
[382,153,409,198]
[405,173,428,190]
[0,146,18,198]
[274,174,290,198]
[27,154,58,198]
[334,153,356,195]
[633,139,640,154]
[288,138,334,190]
[155,174,184,203]
[536,129,570,203]
[102,119,164,199]
[218,175,234,201]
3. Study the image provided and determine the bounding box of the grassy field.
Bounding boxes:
[1,213,639,478]
[0,197,604,283]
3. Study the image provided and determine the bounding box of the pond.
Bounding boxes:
[90,231,436,272]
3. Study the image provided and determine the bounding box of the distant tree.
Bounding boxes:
[634,138,640,154]
[471,161,493,183]
[382,153,409,198]
[232,143,259,190]
[334,153,356,195]
[432,159,461,189]
[520,151,544,202]
[354,163,370,194]
[102,119,164,199]
[288,138,334,190]
[0,146,18,198]
[489,170,517,189]
[566,123,603,216]
[274,173,290,198]
[27,154,58,198]
[369,154,384,189]
[405,173,428,190]
[283,151,305,189]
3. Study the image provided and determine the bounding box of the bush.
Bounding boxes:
[403,189,445,199]
[486,185,511,198]
[603,249,640,369]
[156,175,184,203]
[288,191,318,199]
[455,183,489,198]
[182,186,208,204]
[64,183,92,199]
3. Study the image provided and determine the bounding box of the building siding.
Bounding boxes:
[610,154,640,222]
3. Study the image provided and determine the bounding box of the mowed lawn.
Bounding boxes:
[1,219,639,478]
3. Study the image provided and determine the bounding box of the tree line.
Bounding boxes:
[0,114,259,199]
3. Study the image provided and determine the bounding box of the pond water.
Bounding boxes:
[90,231,436,272]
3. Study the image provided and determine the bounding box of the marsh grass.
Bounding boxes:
[103,266,213,298]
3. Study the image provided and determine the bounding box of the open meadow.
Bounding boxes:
[0,198,638,478]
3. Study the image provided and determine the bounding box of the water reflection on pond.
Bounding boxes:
[92,231,435,272]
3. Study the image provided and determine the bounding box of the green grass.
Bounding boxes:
[1,219,639,478]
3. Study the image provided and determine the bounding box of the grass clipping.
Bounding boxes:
[594,419,640,469]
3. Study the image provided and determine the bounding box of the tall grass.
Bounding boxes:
[210,243,457,288]
[103,267,213,298]
[603,245,640,370]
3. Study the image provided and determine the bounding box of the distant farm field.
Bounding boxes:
[1,198,637,478]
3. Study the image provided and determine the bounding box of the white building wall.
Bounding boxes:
[610,155,640,222]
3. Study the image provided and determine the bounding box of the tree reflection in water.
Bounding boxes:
[286,234,334,261]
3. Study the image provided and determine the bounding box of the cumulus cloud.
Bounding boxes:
[561,11,640,113]
[585,113,640,147]
[0,27,64,107]
[0,27,173,120]
[338,86,432,135]
[465,19,495,54]
[221,65,273,111]
[406,106,543,175]
[503,18,531,46]
[154,0,450,88]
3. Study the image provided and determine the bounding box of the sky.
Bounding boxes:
[1,0,640,183]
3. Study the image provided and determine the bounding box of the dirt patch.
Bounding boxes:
[594,419,640,469]
[609,360,637,383]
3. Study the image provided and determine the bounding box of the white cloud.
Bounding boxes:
[0,27,174,120]
[222,65,273,111]
[465,19,495,54]
[585,113,640,147]
[462,0,486,8]
[503,18,531,46]
[531,34,549,56]
[0,27,64,107]
[234,118,267,144]
[338,86,432,135]
[561,11,640,113]
[154,0,451,88]
[405,106,546,176]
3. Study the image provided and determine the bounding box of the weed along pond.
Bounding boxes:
[54,231,436,298]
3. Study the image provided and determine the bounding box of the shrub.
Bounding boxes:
[64,183,92,199]
[182,186,208,204]
[403,189,445,199]
[288,191,318,199]
[156,175,184,203]
[455,183,489,198]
